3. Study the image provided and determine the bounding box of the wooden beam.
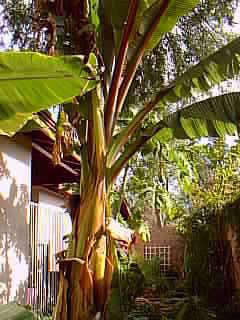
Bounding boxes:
[32,142,79,176]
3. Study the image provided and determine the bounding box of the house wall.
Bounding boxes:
[0,134,32,304]
[32,186,65,208]
[134,224,185,275]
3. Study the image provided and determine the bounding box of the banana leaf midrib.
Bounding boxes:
[0,73,81,80]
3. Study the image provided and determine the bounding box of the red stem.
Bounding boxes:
[113,0,170,129]
[109,121,165,183]
[104,0,139,145]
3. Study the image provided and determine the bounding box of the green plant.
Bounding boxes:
[0,304,34,320]
[107,288,123,320]
[174,140,240,306]
[175,296,216,320]
[1,1,240,319]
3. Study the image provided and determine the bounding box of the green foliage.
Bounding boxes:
[149,37,240,141]
[163,138,240,315]
[109,259,145,317]
[132,256,172,296]
[113,36,240,178]
[100,0,199,71]
[127,0,200,63]
[120,140,195,226]
[107,288,123,320]
[110,189,151,242]
[122,262,145,304]
[0,52,97,135]
[122,146,175,226]
[0,113,34,136]
[178,138,240,209]
[127,0,239,109]
[1,1,240,319]
[175,296,216,320]
[161,92,240,140]
[179,207,235,306]
[128,211,151,243]
[0,304,34,320]
[0,0,34,50]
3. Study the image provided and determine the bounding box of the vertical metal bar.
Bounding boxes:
[49,208,52,313]
[31,203,34,308]
[30,203,33,309]
[32,203,34,309]
[42,244,44,315]
[27,202,71,315]
[54,210,56,305]
[37,205,40,316]
[36,204,39,314]
[34,204,37,314]
[29,203,31,307]
[29,203,32,307]
[41,205,43,314]
[38,207,40,315]
[56,210,59,303]
[40,244,42,315]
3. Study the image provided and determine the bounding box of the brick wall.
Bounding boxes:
[134,224,185,275]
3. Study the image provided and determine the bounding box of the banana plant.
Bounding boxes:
[1,1,240,319]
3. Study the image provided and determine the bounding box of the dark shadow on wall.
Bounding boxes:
[0,152,29,304]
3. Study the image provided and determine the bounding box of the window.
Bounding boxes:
[144,245,171,272]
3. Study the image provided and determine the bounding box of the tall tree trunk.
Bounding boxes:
[53,87,114,320]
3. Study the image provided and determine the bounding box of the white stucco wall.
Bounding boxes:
[33,186,65,208]
[0,135,31,304]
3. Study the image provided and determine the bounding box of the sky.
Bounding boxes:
[226,4,240,33]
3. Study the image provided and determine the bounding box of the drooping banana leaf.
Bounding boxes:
[19,114,57,141]
[0,113,33,136]
[0,113,54,137]
[156,91,240,140]
[0,304,34,320]
[0,52,97,122]
[109,36,240,164]
[159,36,240,109]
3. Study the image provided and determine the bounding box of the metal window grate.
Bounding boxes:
[27,202,72,316]
[144,245,171,272]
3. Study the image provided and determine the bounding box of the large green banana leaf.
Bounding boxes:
[0,52,97,135]
[110,91,240,177]
[156,92,240,140]
[158,36,240,109]
[154,36,240,140]
[0,113,33,136]
[0,112,57,137]
[109,36,240,163]
[0,52,96,114]
[0,304,34,320]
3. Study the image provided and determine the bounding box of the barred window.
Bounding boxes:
[144,245,171,272]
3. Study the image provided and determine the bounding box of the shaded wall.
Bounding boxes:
[0,135,31,304]
[227,224,240,290]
